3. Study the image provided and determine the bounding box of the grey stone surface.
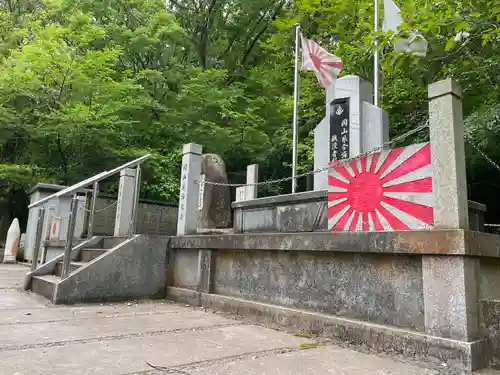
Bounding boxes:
[190,345,439,375]
[54,235,170,303]
[422,256,481,341]
[429,78,469,229]
[172,230,469,255]
[0,264,497,374]
[170,248,199,289]
[199,153,232,229]
[177,143,202,235]
[482,299,500,369]
[197,249,214,293]
[237,207,276,233]
[246,164,259,199]
[481,258,500,300]
[362,101,389,153]
[212,250,424,331]
[114,168,136,236]
[168,286,487,372]
[232,189,486,233]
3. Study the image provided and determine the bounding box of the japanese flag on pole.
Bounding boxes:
[301,34,343,88]
[383,0,427,57]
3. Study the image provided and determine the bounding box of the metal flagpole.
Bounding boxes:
[291,23,301,194]
[374,0,380,107]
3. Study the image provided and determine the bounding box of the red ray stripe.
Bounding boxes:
[369,153,380,172]
[328,192,348,201]
[349,159,360,176]
[362,212,369,231]
[381,144,431,184]
[381,196,434,225]
[383,177,433,193]
[328,175,350,189]
[376,147,405,177]
[349,211,360,232]
[327,200,349,220]
[360,155,368,173]
[370,211,384,231]
[332,207,354,231]
[376,205,410,230]
[323,61,343,69]
[334,163,353,182]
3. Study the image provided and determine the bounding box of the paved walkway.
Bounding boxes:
[0,264,497,375]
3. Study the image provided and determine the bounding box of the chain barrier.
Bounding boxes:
[197,120,430,188]
[47,200,118,220]
[79,200,118,213]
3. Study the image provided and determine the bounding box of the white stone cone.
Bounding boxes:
[3,218,20,264]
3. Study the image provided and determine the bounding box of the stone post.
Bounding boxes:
[428,79,469,229]
[422,79,483,370]
[246,164,259,200]
[177,143,202,235]
[114,168,136,236]
[3,218,20,263]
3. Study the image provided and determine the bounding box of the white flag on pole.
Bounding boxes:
[382,0,427,57]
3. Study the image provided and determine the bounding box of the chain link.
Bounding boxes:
[464,132,500,173]
[198,120,429,188]
[79,200,118,213]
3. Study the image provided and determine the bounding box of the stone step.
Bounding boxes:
[54,261,87,277]
[31,275,59,300]
[79,248,107,262]
[102,236,128,249]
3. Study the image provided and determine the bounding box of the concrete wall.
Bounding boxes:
[25,184,86,262]
[232,190,487,233]
[93,196,178,236]
[169,245,424,332]
[212,250,424,331]
[167,230,500,371]
[54,235,170,304]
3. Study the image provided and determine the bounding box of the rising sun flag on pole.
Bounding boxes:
[291,25,344,194]
[300,34,344,88]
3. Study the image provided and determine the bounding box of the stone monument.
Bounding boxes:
[314,75,389,191]
[198,154,232,229]
[3,218,20,263]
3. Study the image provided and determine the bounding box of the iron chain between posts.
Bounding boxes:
[79,200,118,213]
[196,120,430,188]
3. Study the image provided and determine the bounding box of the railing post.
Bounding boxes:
[129,165,141,236]
[87,181,99,238]
[30,207,46,272]
[61,195,78,279]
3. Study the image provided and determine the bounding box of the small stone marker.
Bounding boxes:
[198,154,232,229]
[3,218,20,263]
[177,143,202,236]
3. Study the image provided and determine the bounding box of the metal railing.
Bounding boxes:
[30,154,151,278]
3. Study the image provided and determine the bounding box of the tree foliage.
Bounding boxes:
[1,0,500,229]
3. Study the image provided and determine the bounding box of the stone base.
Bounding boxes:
[3,256,16,264]
[167,287,486,372]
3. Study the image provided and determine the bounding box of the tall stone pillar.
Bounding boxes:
[114,168,136,236]
[422,79,483,370]
[177,143,202,235]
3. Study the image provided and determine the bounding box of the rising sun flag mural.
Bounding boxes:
[327,142,434,231]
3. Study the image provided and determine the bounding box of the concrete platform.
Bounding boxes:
[0,264,497,375]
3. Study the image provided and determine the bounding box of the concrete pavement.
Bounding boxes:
[0,264,496,375]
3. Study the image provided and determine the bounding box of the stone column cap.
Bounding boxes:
[182,143,202,155]
[120,168,136,177]
[428,78,462,100]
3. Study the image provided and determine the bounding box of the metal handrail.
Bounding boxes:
[28,154,151,209]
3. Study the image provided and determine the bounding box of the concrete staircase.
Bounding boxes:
[24,234,169,304]
[28,236,125,300]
